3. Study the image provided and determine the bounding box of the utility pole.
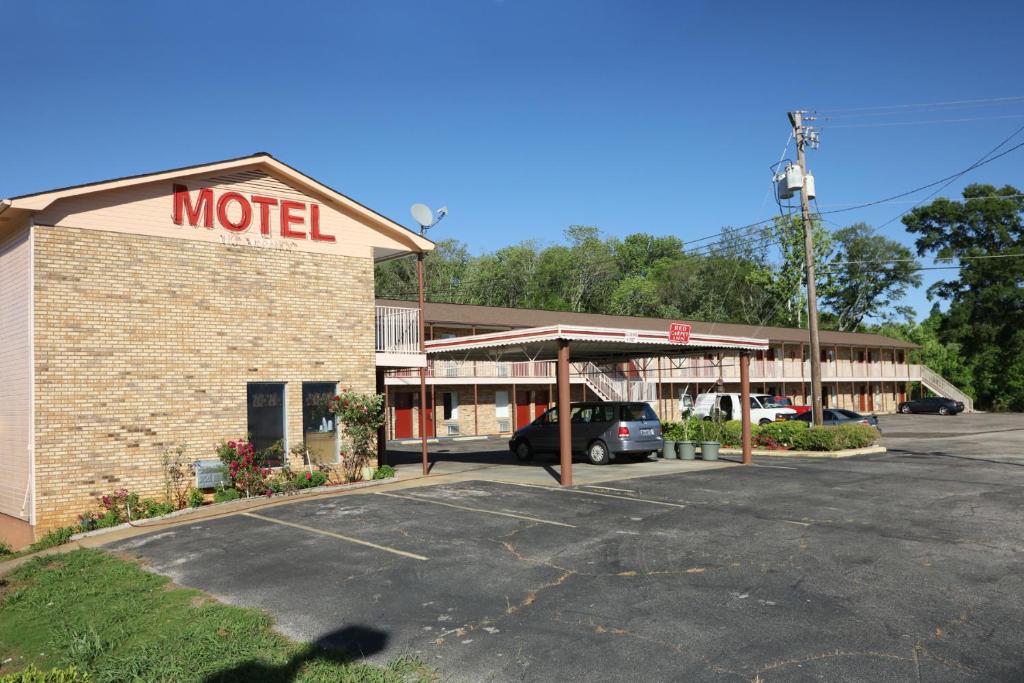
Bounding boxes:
[789,110,824,426]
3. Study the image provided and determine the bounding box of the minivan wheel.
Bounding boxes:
[514,440,534,462]
[938,406,950,415]
[901,404,912,414]
[758,418,772,426]
[587,440,611,465]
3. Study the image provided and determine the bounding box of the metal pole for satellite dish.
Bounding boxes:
[409,202,445,477]
[418,252,429,476]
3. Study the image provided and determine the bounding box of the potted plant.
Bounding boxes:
[661,421,678,459]
[698,416,721,461]
[676,417,698,460]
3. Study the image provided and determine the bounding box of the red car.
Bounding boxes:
[773,396,812,415]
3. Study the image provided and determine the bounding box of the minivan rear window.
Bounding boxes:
[620,404,657,421]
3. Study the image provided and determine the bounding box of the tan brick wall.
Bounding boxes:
[33,226,375,532]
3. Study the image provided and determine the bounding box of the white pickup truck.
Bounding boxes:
[692,392,796,425]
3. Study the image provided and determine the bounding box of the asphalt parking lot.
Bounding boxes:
[107,413,1024,682]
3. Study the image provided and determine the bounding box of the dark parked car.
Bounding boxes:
[509,401,663,465]
[794,408,881,432]
[898,396,964,415]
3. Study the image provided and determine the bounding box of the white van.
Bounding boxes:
[692,393,796,425]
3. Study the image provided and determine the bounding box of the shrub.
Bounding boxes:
[218,440,271,497]
[0,540,12,556]
[162,444,193,510]
[788,424,879,451]
[213,486,241,503]
[836,424,880,448]
[138,498,175,519]
[719,420,743,446]
[294,469,329,489]
[754,420,809,448]
[187,487,205,508]
[0,665,92,682]
[660,421,681,440]
[28,526,75,552]
[373,465,397,480]
[329,390,386,481]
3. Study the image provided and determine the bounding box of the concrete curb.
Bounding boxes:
[0,472,409,577]
[720,445,887,458]
[71,472,405,542]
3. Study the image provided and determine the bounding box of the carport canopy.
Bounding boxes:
[421,323,770,485]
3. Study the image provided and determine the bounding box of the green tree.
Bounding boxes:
[902,184,1024,410]
[609,275,664,317]
[374,238,471,302]
[823,223,922,331]
[461,242,538,308]
[747,215,835,329]
[561,226,619,312]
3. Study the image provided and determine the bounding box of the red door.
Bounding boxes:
[516,391,532,429]
[394,393,413,438]
[535,390,550,415]
[858,385,867,412]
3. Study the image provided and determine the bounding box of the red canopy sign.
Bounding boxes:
[669,321,692,343]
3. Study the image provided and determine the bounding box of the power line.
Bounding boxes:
[815,193,1024,208]
[875,125,1024,230]
[816,95,1024,115]
[823,114,1024,129]
[828,253,1024,268]
[818,136,1024,216]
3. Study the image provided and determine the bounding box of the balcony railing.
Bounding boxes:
[388,356,923,383]
[375,306,420,354]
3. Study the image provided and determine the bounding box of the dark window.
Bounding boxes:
[620,404,657,421]
[442,392,459,420]
[247,383,286,466]
[302,382,338,465]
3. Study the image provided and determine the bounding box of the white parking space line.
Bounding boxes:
[242,512,428,561]
[374,491,577,528]
[753,464,798,470]
[483,480,689,509]
[581,485,637,493]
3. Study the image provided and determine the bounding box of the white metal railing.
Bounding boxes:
[384,352,925,385]
[375,306,420,354]
[580,362,624,401]
[918,365,974,412]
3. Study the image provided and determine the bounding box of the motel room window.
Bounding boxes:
[495,391,510,419]
[302,382,338,465]
[442,391,459,421]
[247,383,286,466]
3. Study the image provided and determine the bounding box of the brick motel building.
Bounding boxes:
[0,154,434,546]
[0,155,971,547]
[380,301,971,442]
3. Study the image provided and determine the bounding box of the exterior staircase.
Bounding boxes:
[579,362,657,403]
[920,366,975,413]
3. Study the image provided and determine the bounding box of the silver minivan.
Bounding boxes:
[509,402,663,465]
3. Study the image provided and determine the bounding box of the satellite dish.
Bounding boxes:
[411,203,434,228]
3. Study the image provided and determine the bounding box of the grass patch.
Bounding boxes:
[0,550,433,682]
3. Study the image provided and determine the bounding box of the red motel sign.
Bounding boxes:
[172,183,335,242]
[669,321,692,343]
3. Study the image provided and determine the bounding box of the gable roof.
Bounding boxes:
[377,298,919,350]
[1,153,434,258]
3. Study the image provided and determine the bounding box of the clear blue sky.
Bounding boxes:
[3,1,1022,320]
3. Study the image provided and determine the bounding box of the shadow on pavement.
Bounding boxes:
[203,625,388,682]
[385,442,669,483]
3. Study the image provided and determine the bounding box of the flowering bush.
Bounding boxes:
[218,439,271,497]
[329,389,385,481]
